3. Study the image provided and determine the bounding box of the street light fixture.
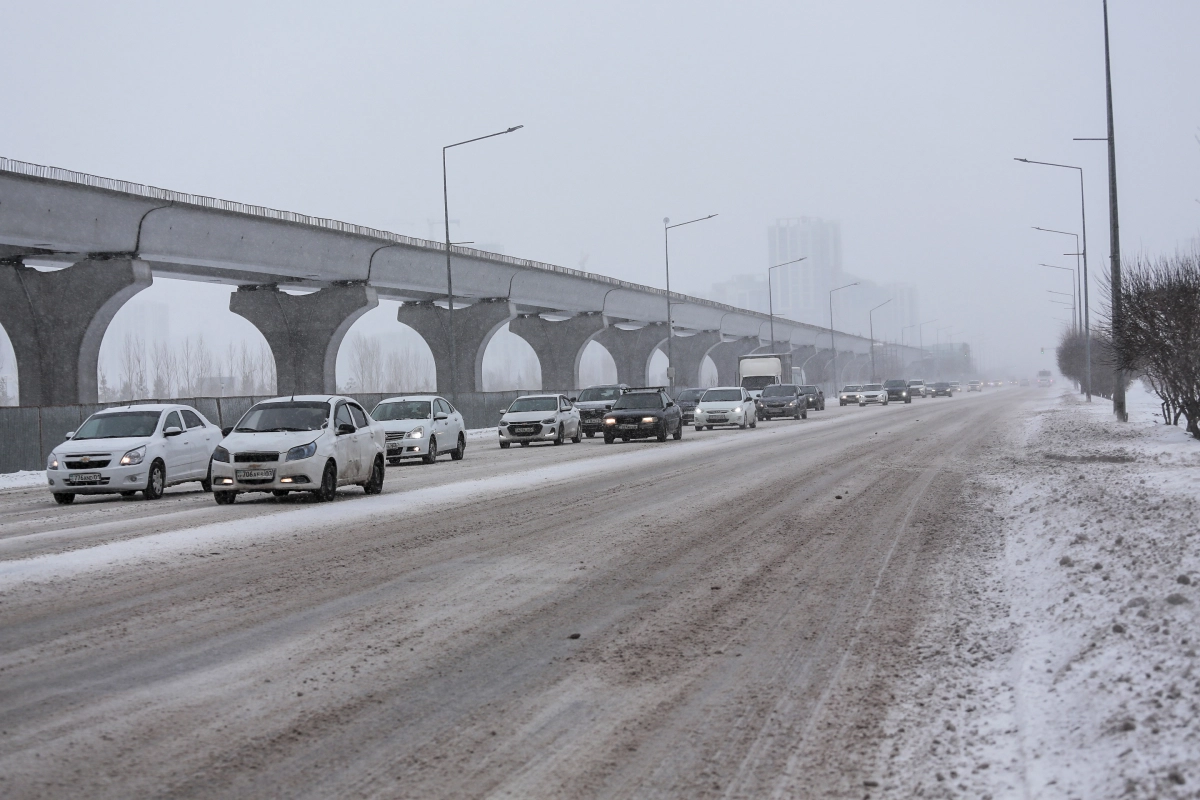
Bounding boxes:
[1033,227,1083,333]
[663,214,718,387]
[442,124,524,398]
[1014,157,1091,401]
[868,298,893,382]
[828,282,858,396]
[1039,262,1080,334]
[768,257,807,349]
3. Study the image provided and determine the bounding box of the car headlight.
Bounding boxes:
[787,400,797,407]
[641,416,656,423]
[604,418,616,425]
[901,391,907,396]
[406,427,425,439]
[541,417,557,425]
[212,446,230,463]
[120,445,146,466]
[47,454,59,470]
[286,441,317,461]
[734,406,742,413]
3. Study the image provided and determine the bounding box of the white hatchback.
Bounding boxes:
[372,395,466,464]
[693,387,757,430]
[498,394,582,448]
[209,395,385,504]
[45,404,220,504]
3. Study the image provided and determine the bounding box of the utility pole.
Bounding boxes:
[663,214,717,388]
[868,298,893,382]
[1104,0,1126,421]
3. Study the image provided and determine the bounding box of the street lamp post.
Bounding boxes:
[1040,262,1080,334]
[768,257,807,349]
[443,124,523,398]
[828,282,858,396]
[1014,157,1091,401]
[1033,227,1083,334]
[868,298,893,382]
[663,214,718,388]
[1047,289,1076,331]
[917,319,938,377]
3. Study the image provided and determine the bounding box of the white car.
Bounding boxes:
[209,395,385,504]
[949,381,962,393]
[693,386,757,430]
[858,384,889,406]
[498,394,582,448]
[372,395,466,464]
[838,385,864,406]
[45,404,220,504]
[907,379,928,398]
[968,380,983,392]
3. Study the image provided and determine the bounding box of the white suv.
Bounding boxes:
[46,404,220,504]
[372,395,466,464]
[209,396,385,504]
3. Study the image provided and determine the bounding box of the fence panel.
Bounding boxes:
[0,407,43,474]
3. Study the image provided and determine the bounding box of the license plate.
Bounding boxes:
[709,416,727,422]
[512,428,536,436]
[67,473,102,485]
[236,469,275,480]
[619,423,638,429]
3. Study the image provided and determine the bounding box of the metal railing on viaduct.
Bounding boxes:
[0,157,926,410]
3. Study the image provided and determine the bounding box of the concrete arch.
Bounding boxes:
[0,320,17,405]
[396,299,516,395]
[334,301,436,393]
[481,323,542,392]
[578,340,618,387]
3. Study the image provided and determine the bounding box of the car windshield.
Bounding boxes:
[884,380,906,388]
[799,386,819,394]
[702,389,743,402]
[577,387,622,402]
[933,383,949,389]
[677,389,704,402]
[908,381,923,386]
[236,401,330,432]
[508,397,558,413]
[613,393,664,410]
[372,401,431,421]
[72,410,162,440]
[863,384,883,391]
[761,385,798,398]
[841,386,862,393]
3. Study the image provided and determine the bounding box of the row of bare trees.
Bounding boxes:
[1055,330,1126,401]
[99,334,277,402]
[337,333,436,394]
[1108,252,1200,438]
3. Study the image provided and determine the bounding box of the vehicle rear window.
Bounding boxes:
[236,401,330,432]
[73,411,162,440]
[577,387,622,402]
[702,389,743,402]
[677,389,704,402]
[613,393,664,410]
[761,385,798,398]
[841,386,862,393]
[863,384,883,391]
[884,380,906,388]
[508,397,558,413]
[181,409,205,428]
[799,386,819,394]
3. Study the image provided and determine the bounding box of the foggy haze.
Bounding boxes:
[2,0,1198,395]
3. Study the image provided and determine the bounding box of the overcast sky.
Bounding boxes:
[3,0,1198,381]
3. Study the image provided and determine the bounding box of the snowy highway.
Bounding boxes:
[0,391,1035,797]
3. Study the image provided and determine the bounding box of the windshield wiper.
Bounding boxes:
[234,427,258,432]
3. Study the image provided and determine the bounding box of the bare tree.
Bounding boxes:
[179,334,213,397]
[119,333,148,401]
[151,340,178,399]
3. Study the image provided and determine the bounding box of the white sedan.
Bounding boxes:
[858,384,889,406]
[209,395,385,504]
[45,404,220,504]
[372,395,466,464]
[498,394,582,448]
[693,387,757,430]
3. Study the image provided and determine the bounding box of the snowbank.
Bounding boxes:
[0,470,47,491]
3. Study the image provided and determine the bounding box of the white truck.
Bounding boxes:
[738,353,794,397]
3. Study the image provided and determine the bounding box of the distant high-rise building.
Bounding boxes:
[767,217,845,326]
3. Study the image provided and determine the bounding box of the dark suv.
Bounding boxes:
[798,385,826,411]
[675,388,705,425]
[754,384,808,420]
[574,384,628,438]
[602,389,683,444]
[883,379,912,404]
[930,381,954,397]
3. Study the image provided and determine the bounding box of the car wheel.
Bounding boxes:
[905,398,912,404]
[120,490,137,497]
[387,457,402,466]
[143,460,165,500]
[423,437,438,464]
[314,461,338,502]
[571,426,582,444]
[585,431,595,438]
[707,425,714,431]
[673,421,683,440]
[750,413,757,428]
[802,409,808,419]
[451,433,466,460]
[273,489,289,497]
[200,462,213,492]
[695,425,703,432]
[363,455,385,495]
[554,426,564,445]
[859,401,866,407]
[621,436,630,442]
[657,426,668,442]
[604,433,615,444]
[213,491,236,505]
[739,415,748,430]
[520,441,529,447]
[499,441,511,449]
[53,493,75,505]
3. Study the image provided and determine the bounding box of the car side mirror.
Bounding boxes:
[337,422,356,435]
[65,431,74,439]
[221,426,234,437]
[568,397,577,403]
[434,412,448,421]
[666,401,675,407]
[499,408,509,415]
[164,426,183,437]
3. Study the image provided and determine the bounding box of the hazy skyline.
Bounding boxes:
[3,0,1198,388]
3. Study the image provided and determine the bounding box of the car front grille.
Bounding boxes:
[234,452,280,463]
[65,458,111,469]
[385,431,406,441]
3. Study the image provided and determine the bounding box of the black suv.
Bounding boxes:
[675,388,704,425]
[602,389,683,444]
[754,384,808,420]
[930,381,954,397]
[798,385,826,410]
[883,379,912,404]
[574,384,628,438]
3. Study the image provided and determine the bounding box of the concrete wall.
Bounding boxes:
[0,390,552,474]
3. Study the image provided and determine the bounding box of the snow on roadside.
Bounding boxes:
[0,471,46,491]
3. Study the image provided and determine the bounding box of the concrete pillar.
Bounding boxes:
[508,313,606,393]
[230,284,377,396]
[396,299,515,394]
[0,258,152,406]
[706,337,760,386]
[792,345,817,382]
[593,323,668,386]
[668,331,722,388]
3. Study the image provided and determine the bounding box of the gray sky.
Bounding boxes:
[3,0,1198,382]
